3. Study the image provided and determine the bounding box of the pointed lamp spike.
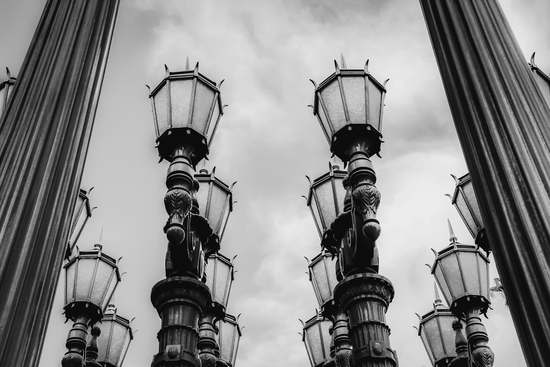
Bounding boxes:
[530,52,536,67]
[194,62,200,75]
[450,173,458,184]
[433,282,443,307]
[364,60,370,73]
[164,64,169,77]
[340,54,347,69]
[447,219,458,244]
[6,67,11,79]
[334,60,340,73]
[309,79,318,88]
[185,56,190,71]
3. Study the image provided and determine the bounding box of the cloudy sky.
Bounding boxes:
[1,0,549,366]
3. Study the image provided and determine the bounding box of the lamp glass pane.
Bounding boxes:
[312,180,337,232]
[97,320,114,363]
[192,82,216,135]
[420,317,443,364]
[65,261,76,304]
[419,327,435,364]
[108,322,129,365]
[205,96,220,144]
[479,254,490,299]
[208,184,230,236]
[90,261,115,307]
[218,198,231,241]
[205,256,232,307]
[462,182,483,231]
[455,193,477,238]
[342,76,366,125]
[368,80,382,131]
[170,78,192,129]
[75,258,96,301]
[310,255,337,306]
[153,85,169,137]
[0,88,6,117]
[316,97,333,143]
[433,265,452,305]
[439,254,466,301]
[320,81,346,133]
[457,251,480,296]
[309,197,323,238]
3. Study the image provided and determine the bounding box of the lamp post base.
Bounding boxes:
[151,276,211,367]
[334,273,398,367]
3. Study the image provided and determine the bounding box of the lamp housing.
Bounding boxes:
[66,188,94,259]
[301,313,332,367]
[306,163,347,238]
[308,252,338,310]
[311,60,387,162]
[217,313,241,367]
[204,252,234,310]
[417,302,457,367]
[96,304,133,367]
[0,69,16,119]
[149,63,224,164]
[195,167,234,243]
[64,244,121,324]
[431,238,490,316]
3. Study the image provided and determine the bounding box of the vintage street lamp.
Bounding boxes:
[430,223,493,367]
[0,68,16,118]
[309,57,396,367]
[529,53,550,106]
[148,63,226,367]
[217,314,242,367]
[62,244,121,367]
[306,252,353,367]
[415,286,457,367]
[301,313,333,367]
[96,304,134,367]
[448,173,489,254]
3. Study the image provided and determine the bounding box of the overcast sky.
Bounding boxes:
[1,1,549,367]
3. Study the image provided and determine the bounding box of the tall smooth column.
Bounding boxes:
[420,1,550,366]
[0,1,119,366]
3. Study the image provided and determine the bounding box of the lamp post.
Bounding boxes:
[148,62,228,367]
[309,57,397,367]
[429,223,493,367]
[61,244,121,367]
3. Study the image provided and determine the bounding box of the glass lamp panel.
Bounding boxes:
[341,76,366,125]
[311,180,338,233]
[456,250,481,296]
[303,316,331,366]
[454,193,477,239]
[478,253,490,300]
[462,181,483,232]
[309,253,337,306]
[439,253,466,301]
[74,257,96,301]
[419,312,456,364]
[316,98,333,144]
[433,264,453,306]
[191,81,216,136]
[152,84,169,138]
[207,183,231,236]
[90,260,118,309]
[205,254,233,307]
[218,315,241,366]
[309,197,324,238]
[97,312,133,367]
[169,78,193,129]
[320,81,346,133]
[420,317,443,364]
[367,80,383,131]
[65,260,76,304]
[205,97,221,148]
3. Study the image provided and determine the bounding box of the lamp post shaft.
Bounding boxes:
[420,1,550,365]
[0,1,119,366]
[465,308,494,367]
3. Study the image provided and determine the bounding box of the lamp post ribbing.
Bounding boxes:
[0,1,120,366]
[420,1,550,365]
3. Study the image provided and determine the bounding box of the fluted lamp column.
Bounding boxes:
[310,57,396,367]
[96,304,134,367]
[430,223,493,367]
[62,245,121,367]
[148,62,225,367]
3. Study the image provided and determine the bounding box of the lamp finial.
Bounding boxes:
[447,219,457,244]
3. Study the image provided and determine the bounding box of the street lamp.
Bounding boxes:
[62,244,121,367]
[309,57,396,367]
[300,313,332,367]
[430,223,494,367]
[96,304,134,367]
[415,286,457,367]
[148,62,231,367]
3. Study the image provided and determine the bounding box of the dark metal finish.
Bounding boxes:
[420,2,550,365]
[464,307,494,367]
[85,326,102,367]
[448,321,469,367]
[96,304,134,367]
[151,276,211,367]
[61,315,92,367]
[0,1,119,366]
[334,273,397,367]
